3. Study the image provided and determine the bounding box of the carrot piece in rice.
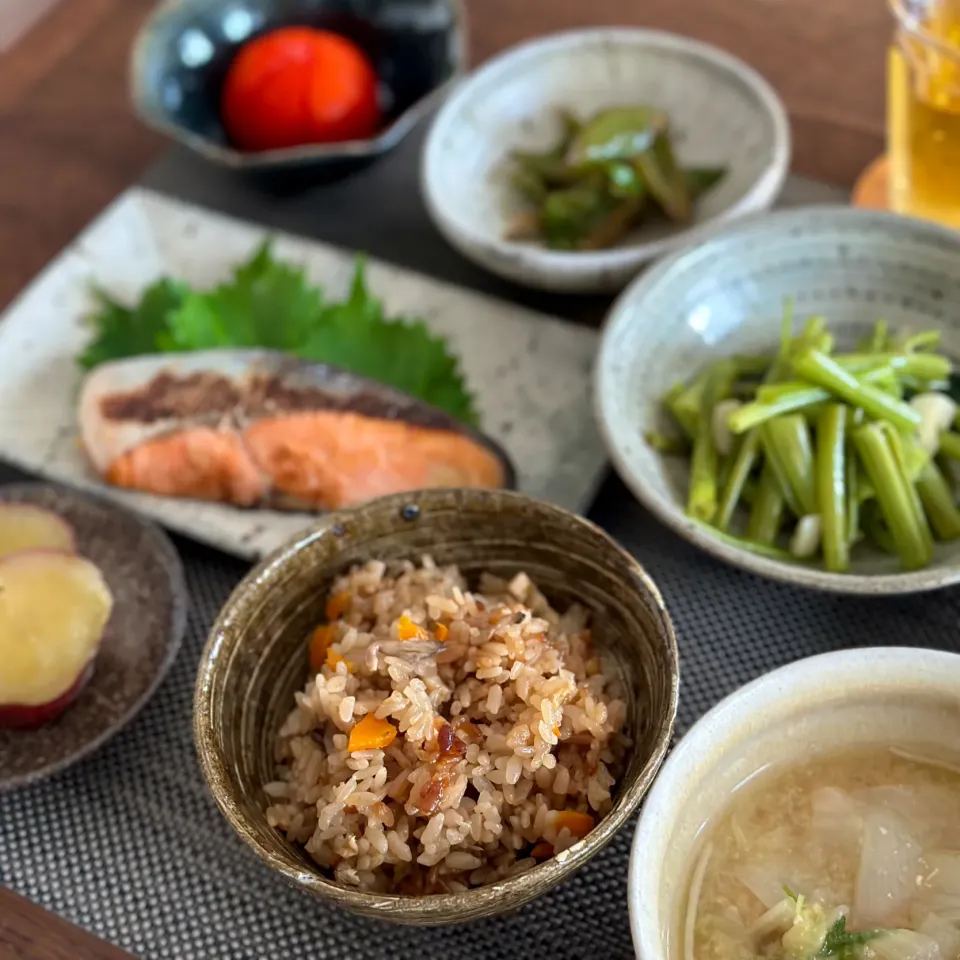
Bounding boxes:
[348,714,397,751]
[325,648,354,673]
[325,591,351,620]
[547,810,594,839]
[308,624,335,671]
[397,614,426,640]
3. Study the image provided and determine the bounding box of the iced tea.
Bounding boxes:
[888,0,960,228]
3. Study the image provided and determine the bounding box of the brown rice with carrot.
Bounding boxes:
[264,556,628,894]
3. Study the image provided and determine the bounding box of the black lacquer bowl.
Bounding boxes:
[130,0,466,190]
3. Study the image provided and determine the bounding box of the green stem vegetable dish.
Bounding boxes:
[647,309,960,572]
[505,107,727,251]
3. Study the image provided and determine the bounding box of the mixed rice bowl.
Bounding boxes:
[264,556,629,894]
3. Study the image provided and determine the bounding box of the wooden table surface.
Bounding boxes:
[0,0,889,956]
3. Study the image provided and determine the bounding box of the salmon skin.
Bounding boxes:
[78,350,515,511]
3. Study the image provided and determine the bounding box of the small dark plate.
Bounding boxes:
[0,483,188,791]
[130,0,466,192]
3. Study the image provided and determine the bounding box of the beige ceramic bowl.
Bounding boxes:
[628,647,960,960]
[195,488,679,924]
[422,27,789,294]
[596,207,960,594]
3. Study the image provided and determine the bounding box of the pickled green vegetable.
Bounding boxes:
[634,132,691,222]
[565,106,666,166]
[606,162,646,199]
[538,179,642,251]
[510,163,550,204]
[684,167,727,200]
[506,105,726,250]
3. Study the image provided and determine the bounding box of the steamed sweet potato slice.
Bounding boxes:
[0,550,113,728]
[0,503,76,558]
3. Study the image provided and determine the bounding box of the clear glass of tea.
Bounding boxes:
[888,0,960,228]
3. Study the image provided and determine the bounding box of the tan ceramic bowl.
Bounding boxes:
[194,488,679,924]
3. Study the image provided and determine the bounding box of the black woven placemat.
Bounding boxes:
[3,139,958,959]
[2,455,958,960]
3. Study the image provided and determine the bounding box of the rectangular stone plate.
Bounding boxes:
[0,188,607,559]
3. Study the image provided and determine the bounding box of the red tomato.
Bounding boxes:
[221,27,382,152]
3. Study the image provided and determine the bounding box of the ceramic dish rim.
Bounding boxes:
[594,204,960,595]
[626,646,960,960]
[193,488,680,922]
[421,25,791,272]
[129,0,468,169]
[0,481,189,792]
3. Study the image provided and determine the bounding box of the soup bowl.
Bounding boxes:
[628,647,960,960]
[195,488,678,924]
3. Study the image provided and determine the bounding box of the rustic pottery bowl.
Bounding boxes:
[628,647,960,960]
[194,488,678,924]
[131,0,466,191]
[595,205,960,595]
[421,27,790,293]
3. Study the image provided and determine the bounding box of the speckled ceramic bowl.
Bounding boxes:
[194,488,678,924]
[628,647,960,960]
[595,206,960,595]
[130,0,466,191]
[421,28,790,294]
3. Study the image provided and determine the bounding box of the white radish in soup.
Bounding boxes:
[679,747,960,960]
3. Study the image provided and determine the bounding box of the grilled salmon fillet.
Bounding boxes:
[79,351,514,511]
